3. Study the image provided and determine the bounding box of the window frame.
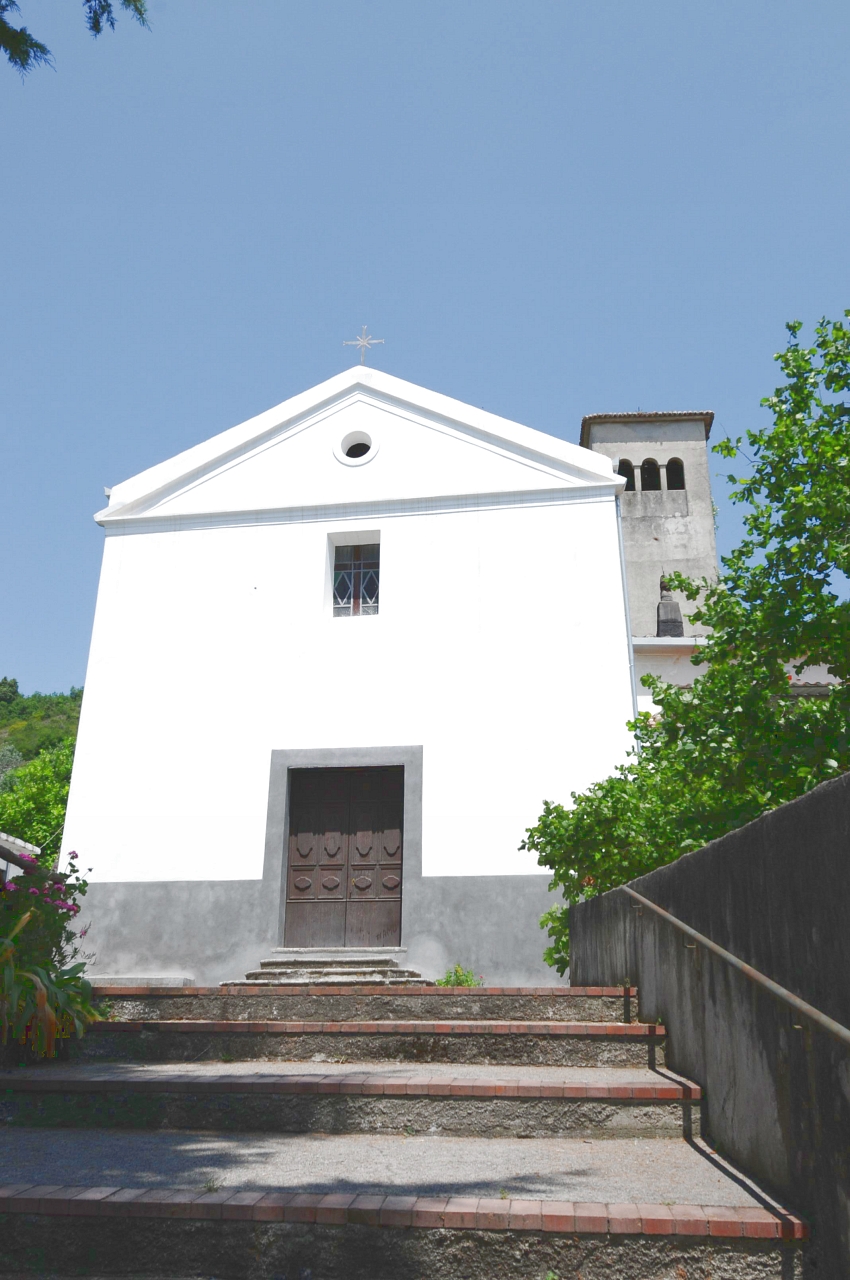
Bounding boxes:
[332,542,380,618]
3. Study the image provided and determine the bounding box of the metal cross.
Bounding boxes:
[344,325,385,365]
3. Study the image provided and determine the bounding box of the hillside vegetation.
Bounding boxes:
[0,678,82,762]
[0,678,82,855]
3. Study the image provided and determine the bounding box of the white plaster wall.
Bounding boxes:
[63,496,634,884]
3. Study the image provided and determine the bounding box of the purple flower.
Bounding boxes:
[28,888,39,896]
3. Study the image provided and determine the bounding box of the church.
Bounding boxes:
[61,367,717,986]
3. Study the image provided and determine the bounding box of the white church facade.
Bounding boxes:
[62,368,715,986]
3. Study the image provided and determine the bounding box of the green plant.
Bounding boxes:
[435,963,483,988]
[525,314,850,971]
[0,911,100,1057]
[202,1175,225,1193]
[0,738,76,852]
[0,847,90,973]
[0,744,24,789]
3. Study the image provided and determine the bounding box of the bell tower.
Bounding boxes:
[580,411,718,637]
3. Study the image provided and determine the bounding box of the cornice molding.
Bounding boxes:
[100,484,617,537]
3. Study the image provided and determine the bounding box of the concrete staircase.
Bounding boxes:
[0,981,808,1278]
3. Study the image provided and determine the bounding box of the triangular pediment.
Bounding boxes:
[97,368,618,526]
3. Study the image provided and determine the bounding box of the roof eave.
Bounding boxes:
[580,411,715,449]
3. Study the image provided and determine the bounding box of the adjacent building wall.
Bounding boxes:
[570,774,850,1273]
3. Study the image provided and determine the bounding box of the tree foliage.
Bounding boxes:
[0,683,82,762]
[0,739,76,853]
[1,0,147,75]
[523,314,850,972]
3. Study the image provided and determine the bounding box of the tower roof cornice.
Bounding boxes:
[580,410,714,448]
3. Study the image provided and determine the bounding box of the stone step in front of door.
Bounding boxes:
[242,967,428,984]
[242,946,428,986]
[75,1019,664,1067]
[0,1063,699,1138]
[260,948,412,965]
[92,984,637,1025]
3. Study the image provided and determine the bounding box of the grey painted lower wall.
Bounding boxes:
[80,873,555,987]
[81,743,557,987]
[79,878,275,989]
[570,773,850,1274]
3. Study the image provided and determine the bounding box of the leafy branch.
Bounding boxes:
[1,0,148,75]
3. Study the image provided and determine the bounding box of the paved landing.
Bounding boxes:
[0,1129,773,1208]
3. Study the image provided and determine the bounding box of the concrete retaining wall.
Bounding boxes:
[570,772,850,1274]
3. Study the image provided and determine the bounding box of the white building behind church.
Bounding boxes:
[62,367,639,985]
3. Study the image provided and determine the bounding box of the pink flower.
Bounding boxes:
[3,882,17,892]
[28,888,39,896]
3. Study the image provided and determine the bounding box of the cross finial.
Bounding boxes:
[344,325,384,365]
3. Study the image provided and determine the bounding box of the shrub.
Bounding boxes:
[0,744,24,791]
[0,851,99,1057]
[0,911,99,1056]
[435,964,483,987]
[0,847,89,973]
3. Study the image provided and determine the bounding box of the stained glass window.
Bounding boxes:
[333,544,380,617]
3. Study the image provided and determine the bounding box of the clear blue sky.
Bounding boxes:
[3,1,849,693]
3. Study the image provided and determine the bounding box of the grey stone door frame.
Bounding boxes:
[262,746,424,947]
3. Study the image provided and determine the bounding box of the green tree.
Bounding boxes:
[0,678,19,705]
[0,739,76,853]
[1,0,147,75]
[524,314,850,972]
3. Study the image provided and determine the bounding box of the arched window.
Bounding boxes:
[641,458,661,491]
[617,459,636,491]
[666,457,685,490]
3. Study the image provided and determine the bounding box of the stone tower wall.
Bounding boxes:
[581,414,718,637]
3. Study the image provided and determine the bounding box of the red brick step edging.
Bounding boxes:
[4,1071,696,1100]
[93,985,636,998]
[0,1184,805,1239]
[91,1020,662,1038]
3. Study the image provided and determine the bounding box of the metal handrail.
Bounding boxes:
[621,884,850,1050]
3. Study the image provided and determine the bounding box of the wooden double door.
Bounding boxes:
[283,767,404,948]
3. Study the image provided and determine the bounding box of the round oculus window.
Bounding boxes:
[335,430,378,466]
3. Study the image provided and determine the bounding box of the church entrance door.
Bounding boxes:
[283,767,404,948]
